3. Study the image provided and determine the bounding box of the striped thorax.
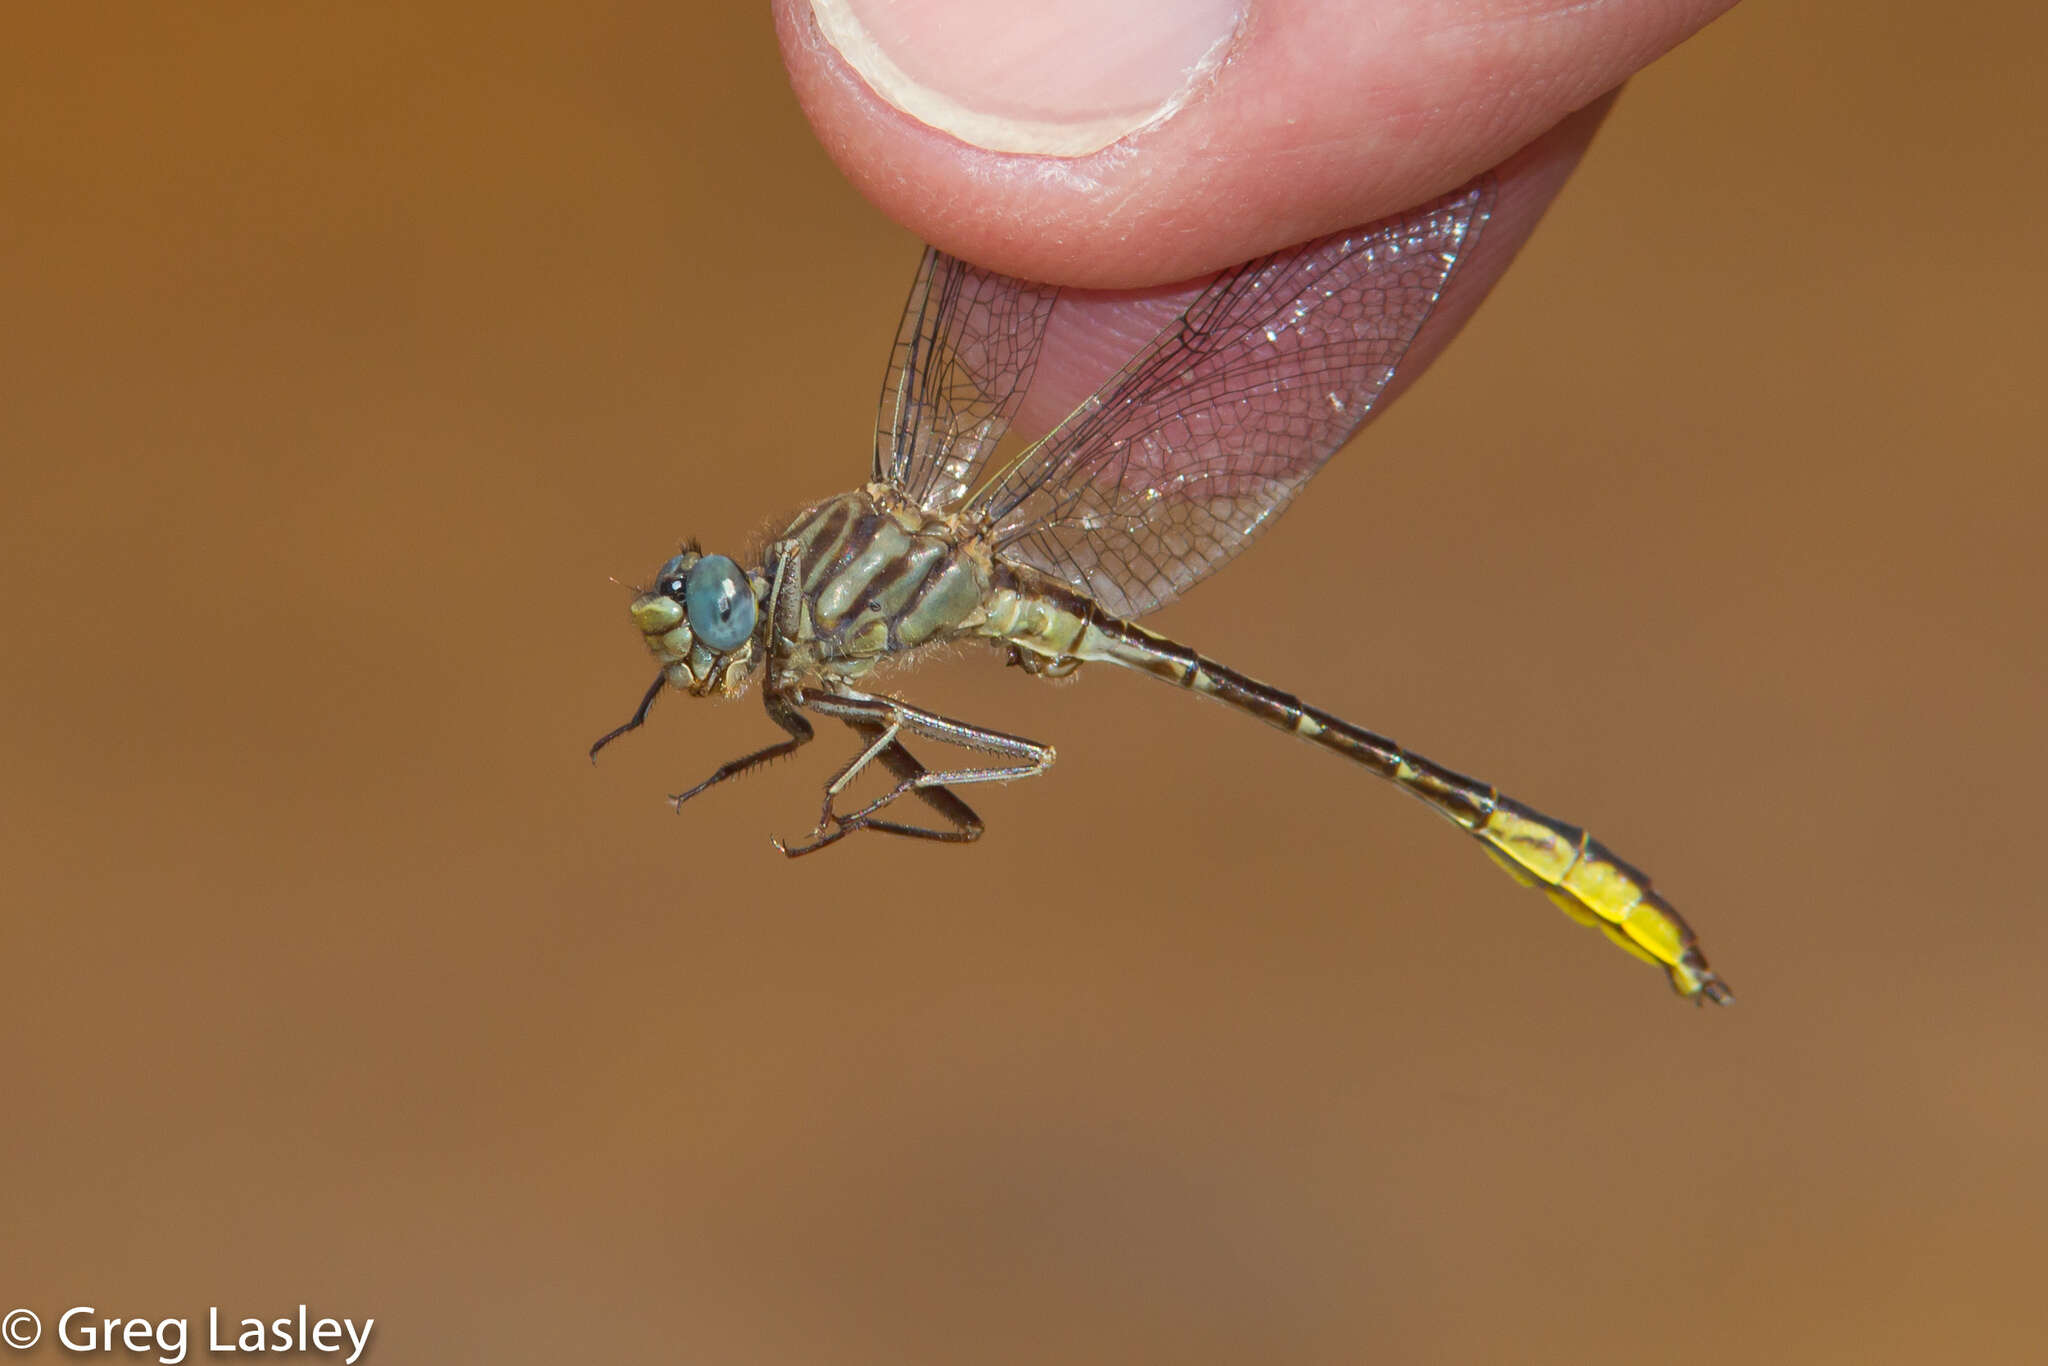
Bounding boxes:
[773,484,994,683]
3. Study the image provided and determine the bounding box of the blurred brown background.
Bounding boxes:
[3,3,2042,1362]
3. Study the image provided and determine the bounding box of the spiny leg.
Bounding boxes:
[850,739,989,843]
[589,670,665,760]
[809,689,1055,820]
[669,689,815,810]
[774,689,1054,856]
[774,728,986,857]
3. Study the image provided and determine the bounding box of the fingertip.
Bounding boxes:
[778,0,1726,287]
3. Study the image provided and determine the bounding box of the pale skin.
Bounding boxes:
[775,0,1742,431]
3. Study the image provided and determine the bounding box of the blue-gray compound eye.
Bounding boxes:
[683,554,755,652]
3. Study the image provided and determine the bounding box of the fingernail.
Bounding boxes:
[809,0,1243,158]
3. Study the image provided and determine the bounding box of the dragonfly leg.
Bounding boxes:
[773,690,1054,856]
[774,729,985,856]
[812,689,1055,817]
[668,689,815,811]
[588,670,665,760]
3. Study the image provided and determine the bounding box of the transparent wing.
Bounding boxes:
[874,247,1060,512]
[972,180,1494,619]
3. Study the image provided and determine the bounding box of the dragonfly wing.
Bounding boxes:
[976,180,1494,619]
[875,247,1061,513]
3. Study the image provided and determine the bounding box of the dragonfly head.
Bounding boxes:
[629,547,765,697]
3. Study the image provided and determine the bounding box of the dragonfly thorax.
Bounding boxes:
[627,548,766,697]
[768,486,997,683]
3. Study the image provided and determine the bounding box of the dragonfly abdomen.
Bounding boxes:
[999,589,1727,1003]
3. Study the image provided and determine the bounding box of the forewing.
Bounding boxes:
[874,247,1060,512]
[976,181,1494,618]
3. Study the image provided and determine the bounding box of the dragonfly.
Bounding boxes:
[593,177,1730,1004]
